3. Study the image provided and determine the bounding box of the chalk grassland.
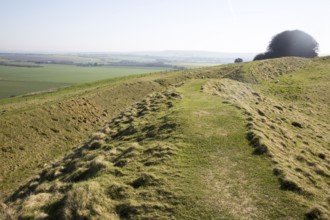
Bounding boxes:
[0,57,329,219]
[1,82,306,219]
[0,74,165,199]
[0,64,169,99]
[204,57,330,218]
[0,67,192,201]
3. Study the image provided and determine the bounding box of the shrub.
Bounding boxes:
[234,58,243,63]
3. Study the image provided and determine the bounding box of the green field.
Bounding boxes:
[0,64,169,99]
[0,80,69,99]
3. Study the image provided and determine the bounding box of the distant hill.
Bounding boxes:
[1,56,329,219]
[0,51,257,67]
[114,50,256,64]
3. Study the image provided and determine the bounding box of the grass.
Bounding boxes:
[238,57,311,83]
[4,79,309,219]
[0,69,189,200]
[0,64,170,99]
[172,79,305,219]
[3,90,183,219]
[0,74,166,200]
[260,58,330,106]
[204,57,330,218]
[1,56,330,219]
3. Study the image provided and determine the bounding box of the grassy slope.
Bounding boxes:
[0,69,190,200]
[1,57,329,219]
[2,90,184,219]
[204,57,330,218]
[174,80,305,219]
[0,74,166,199]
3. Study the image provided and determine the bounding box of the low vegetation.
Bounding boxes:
[0,56,329,219]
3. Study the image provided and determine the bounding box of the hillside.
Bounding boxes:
[1,57,329,219]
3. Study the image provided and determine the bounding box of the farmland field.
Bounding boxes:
[0,64,169,99]
[0,80,69,99]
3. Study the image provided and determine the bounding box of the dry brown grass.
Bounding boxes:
[0,203,16,220]
[62,181,117,220]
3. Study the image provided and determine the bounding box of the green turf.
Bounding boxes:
[172,79,305,219]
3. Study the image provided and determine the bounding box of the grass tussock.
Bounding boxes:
[62,182,116,220]
[0,203,16,220]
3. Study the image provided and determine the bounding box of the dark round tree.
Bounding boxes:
[253,30,319,61]
[234,58,243,63]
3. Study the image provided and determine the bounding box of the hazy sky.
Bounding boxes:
[1,0,329,53]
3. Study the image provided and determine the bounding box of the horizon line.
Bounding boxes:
[0,49,259,54]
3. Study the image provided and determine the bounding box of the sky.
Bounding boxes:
[0,0,330,54]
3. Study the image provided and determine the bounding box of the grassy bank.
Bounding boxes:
[173,80,305,219]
